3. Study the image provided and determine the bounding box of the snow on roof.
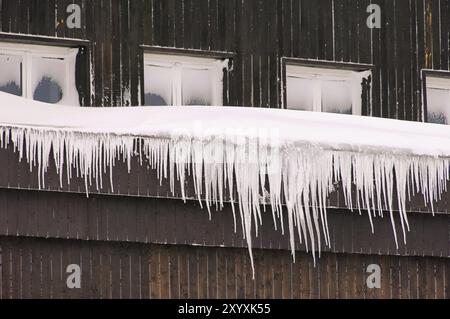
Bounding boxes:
[1,92,450,275]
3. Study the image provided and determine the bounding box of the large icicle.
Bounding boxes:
[1,92,450,277]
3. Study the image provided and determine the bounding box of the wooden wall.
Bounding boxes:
[0,187,447,299]
[0,236,448,299]
[1,0,449,120]
[1,0,450,299]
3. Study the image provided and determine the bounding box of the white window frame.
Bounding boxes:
[0,41,79,106]
[425,75,450,124]
[285,64,371,116]
[143,53,226,106]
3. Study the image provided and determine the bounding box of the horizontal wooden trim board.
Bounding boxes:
[140,45,236,59]
[0,32,91,47]
[0,188,448,258]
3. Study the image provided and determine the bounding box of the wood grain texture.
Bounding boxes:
[1,236,444,299]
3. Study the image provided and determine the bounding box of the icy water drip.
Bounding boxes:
[1,92,450,277]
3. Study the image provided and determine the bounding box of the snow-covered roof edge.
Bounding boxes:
[1,92,450,276]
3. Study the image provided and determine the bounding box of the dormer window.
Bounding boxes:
[143,53,226,106]
[0,42,79,106]
[285,63,371,115]
[425,75,450,125]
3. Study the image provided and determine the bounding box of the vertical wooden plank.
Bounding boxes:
[79,242,92,299]
[320,254,329,299]
[197,248,208,299]
[90,242,102,299]
[130,246,141,299]
[140,245,150,299]
[120,0,131,106]
[434,259,445,299]
[169,246,179,299]
[409,0,420,121]
[1,240,11,299]
[399,257,410,299]
[254,250,265,298]
[281,250,292,299]
[10,238,21,299]
[431,0,441,70]
[120,245,132,299]
[110,244,121,299]
[336,253,346,299]
[7,0,19,34]
[244,249,256,299]
[291,252,301,299]
[217,247,227,298]
[226,248,237,299]
[142,0,153,45]
[408,257,419,299]
[390,257,400,299]
[101,246,113,299]
[207,247,217,299]
[417,257,427,299]
[309,257,320,299]
[159,245,170,299]
[30,240,42,299]
[186,246,197,299]
[40,242,51,299]
[111,0,122,107]
[174,0,184,48]
[235,249,246,299]
[272,251,283,299]
[416,0,426,120]
[21,240,32,299]
[130,0,143,106]
[328,252,338,299]
[179,246,189,299]
[300,254,311,299]
[281,0,292,58]
[52,240,64,299]
[0,0,11,33]
[425,258,436,299]
[445,257,450,299]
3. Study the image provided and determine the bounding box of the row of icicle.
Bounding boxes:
[0,125,449,276]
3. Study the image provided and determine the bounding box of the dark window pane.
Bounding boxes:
[321,79,352,114]
[427,87,449,125]
[31,56,66,104]
[144,64,172,106]
[428,112,448,125]
[0,54,22,96]
[33,76,63,103]
[286,76,315,111]
[0,82,21,96]
[182,68,213,106]
[183,98,209,106]
[144,93,168,106]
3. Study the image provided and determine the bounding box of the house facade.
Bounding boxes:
[0,0,449,299]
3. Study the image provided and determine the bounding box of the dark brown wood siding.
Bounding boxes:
[0,0,449,299]
[0,236,448,299]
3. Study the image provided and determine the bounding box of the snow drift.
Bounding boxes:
[1,92,450,275]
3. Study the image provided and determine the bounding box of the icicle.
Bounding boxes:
[0,122,449,278]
